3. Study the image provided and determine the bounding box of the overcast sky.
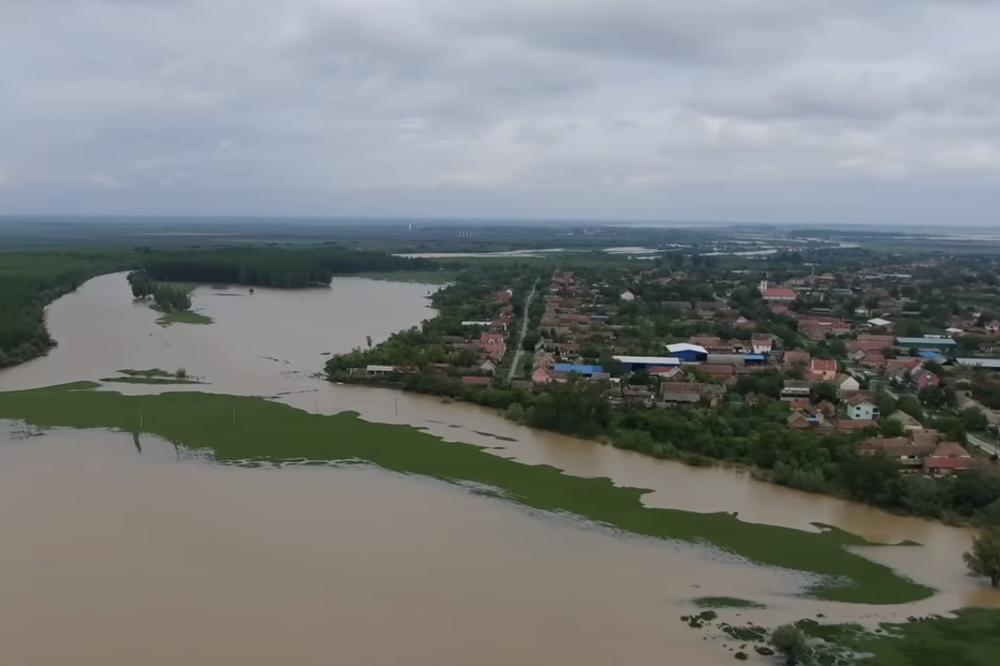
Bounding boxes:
[2,0,1000,225]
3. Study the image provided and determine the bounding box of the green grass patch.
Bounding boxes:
[101,377,202,385]
[0,383,935,605]
[794,609,1000,666]
[693,596,766,609]
[152,307,213,326]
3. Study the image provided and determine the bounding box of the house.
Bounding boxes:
[531,367,554,385]
[788,407,824,429]
[553,363,605,377]
[750,334,775,355]
[659,382,724,407]
[648,366,683,380]
[666,343,709,363]
[762,286,798,302]
[809,358,838,382]
[769,303,790,317]
[896,336,957,351]
[479,332,508,362]
[365,364,396,377]
[888,410,923,431]
[782,349,811,370]
[620,290,636,302]
[923,441,974,475]
[846,394,880,421]
[462,376,492,388]
[479,360,497,375]
[781,380,812,400]
[834,419,877,432]
[867,317,893,329]
[858,436,935,468]
[835,374,861,396]
[910,368,940,390]
[621,385,655,408]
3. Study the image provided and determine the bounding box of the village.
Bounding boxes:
[331,250,1000,500]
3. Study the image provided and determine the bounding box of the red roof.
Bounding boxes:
[924,457,973,471]
[764,287,798,299]
[929,441,971,459]
[462,376,491,386]
[811,359,838,372]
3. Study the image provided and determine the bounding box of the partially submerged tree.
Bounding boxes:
[769,624,812,665]
[964,526,1000,587]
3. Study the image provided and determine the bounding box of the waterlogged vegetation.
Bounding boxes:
[154,308,214,327]
[0,381,933,604]
[100,368,201,385]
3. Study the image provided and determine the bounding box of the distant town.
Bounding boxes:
[329,240,1000,519]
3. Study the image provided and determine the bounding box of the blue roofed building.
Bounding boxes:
[612,356,681,373]
[666,343,709,363]
[553,363,605,377]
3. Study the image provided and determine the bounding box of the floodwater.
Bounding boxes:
[1,273,999,664]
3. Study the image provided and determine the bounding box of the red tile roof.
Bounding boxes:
[764,287,798,299]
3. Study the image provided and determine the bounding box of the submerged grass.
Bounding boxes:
[153,308,214,326]
[0,382,934,605]
[693,596,766,609]
[792,609,1000,666]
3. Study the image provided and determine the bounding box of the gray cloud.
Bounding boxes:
[1,0,1000,224]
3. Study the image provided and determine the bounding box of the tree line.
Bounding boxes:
[143,247,435,288]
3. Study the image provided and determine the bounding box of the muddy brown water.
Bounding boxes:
[1,273,998,664]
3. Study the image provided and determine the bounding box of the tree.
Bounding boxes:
[811,382,838,405]
[964,527,1000,587]
[961,407,988,432]
[880,419,905,438]
[769,624,812,665]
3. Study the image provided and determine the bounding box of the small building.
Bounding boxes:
[781,380,812,400]
[621,385,655,408]
[666,343,709,363]
[531,367,554,385]
[910,368,940,390]
[762,286,798,302]
[661,382,704,405]
[782,349,812,370]
[923,441,973,475]
[553,363,605,377]
[461,376,492,388]
[846,394,880,421]
[835,374,861,396]
[896,336,957,351]
[365,364,396,377]
[750,334,775,355]
[809,358,838,382]
[858,436,934,468]
[620,290,636,302]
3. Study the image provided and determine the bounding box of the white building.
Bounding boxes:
[847,395,880,421]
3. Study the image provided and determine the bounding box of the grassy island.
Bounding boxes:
[0,381,934,605]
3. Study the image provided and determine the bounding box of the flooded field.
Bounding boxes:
[1,273,998,664]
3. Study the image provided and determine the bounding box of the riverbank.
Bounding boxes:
[0,381,935,604]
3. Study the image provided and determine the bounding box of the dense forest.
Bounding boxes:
[143,247,435,287]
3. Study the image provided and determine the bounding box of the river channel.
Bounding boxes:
[1,273,997,665]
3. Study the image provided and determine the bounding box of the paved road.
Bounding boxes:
[506,278,539,383]
[968,432,998,457]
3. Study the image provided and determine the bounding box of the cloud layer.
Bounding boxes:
[2,0,1000,224]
